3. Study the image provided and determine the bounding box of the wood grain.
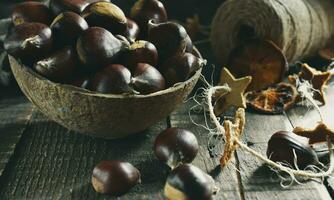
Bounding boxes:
[0,91,32,177]
[0,111,168,199]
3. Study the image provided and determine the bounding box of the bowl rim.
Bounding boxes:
[10,46,205,99]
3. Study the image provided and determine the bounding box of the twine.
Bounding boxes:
[211,0,334,65]
[203,83,334,185]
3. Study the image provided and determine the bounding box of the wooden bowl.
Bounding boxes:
[9,48,204,139]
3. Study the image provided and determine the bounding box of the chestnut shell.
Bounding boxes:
[51,12,89,47]
[81,2,127,35]
[130,0,168,39]
[122,40,158,71]
[92,160,140,196]
[76,27,122,71]
[161,52,204,87]
[33,47,78,82]
[148,21,188,62]
[165,164,216,200]
[49,0,89,16]
[4,22,53,65]
[90,64,132,94]
[131,63,165,95]
[12,2,54,26]
[267,131,318,169]
[124,18,140,41]
[154,127,198,168]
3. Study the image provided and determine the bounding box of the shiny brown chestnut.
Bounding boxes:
[92,160,140,196]
[50,12,89,46]
[115,35,131,47]
[51,12,88,47]
[267,131,318,169]
[130,63,165,95]
[154,128,198,168]
[4,22,53,65]
[164,164,218,200]
[33,47,78,82]
[185,35,193,53]
[12,2,54,26]
[70,75,90,89]
[130,0,167,39]
[81,2,127,35]
[76,27,123,71]
[122,40,158,71]
[90,64,134,94]
[161,52,205,87]
[148,20,189,62]
[49,0,89,16]
[124,18,140,42]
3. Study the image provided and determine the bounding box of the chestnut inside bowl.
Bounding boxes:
[9,47,204,139]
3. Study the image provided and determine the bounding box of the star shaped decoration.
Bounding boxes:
[293,122,334,144]
[214,68,252,116]
[290,64,332,105]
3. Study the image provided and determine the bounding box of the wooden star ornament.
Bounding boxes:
[289,63,332,105]
[293,122,334,144]
[214,68,252,116]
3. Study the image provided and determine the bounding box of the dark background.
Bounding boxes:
[0,0,223,24]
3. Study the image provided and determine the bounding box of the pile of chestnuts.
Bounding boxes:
[4,0,205,95]
[91,127,218,198]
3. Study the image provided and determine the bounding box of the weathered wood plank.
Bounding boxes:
[0,90,32,177]
[169,101,242,200]
[0,111,168,199]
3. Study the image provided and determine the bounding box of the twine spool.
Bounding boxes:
[211,0,334,65]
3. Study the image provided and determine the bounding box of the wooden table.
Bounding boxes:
[1,1,334,199]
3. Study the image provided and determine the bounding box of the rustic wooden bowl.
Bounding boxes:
[9,48,204,139]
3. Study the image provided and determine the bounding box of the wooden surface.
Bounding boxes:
[1,0,334,199]
[0,83,333,200]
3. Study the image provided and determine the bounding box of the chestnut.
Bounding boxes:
[154,128,198,168]
[12,2,54,26]
[161,53,205,87]
[148,20,189,62]
[115,35,131,47]
[267,131,318,169]
[185,35,193,53]
[122,40,158,71]
[81,2,127,35]
[33,47,78,82]
[76,27,123,71]
[70,75,90,89]
[164,164,218,200]
[130,0,167,39]
[130,63,165,94]
[124,18,140,42]
[4,22,53,65]
[50,12,89,47]
[90,64,134,94]
[92,160,140,196]
[49,0,89,16]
